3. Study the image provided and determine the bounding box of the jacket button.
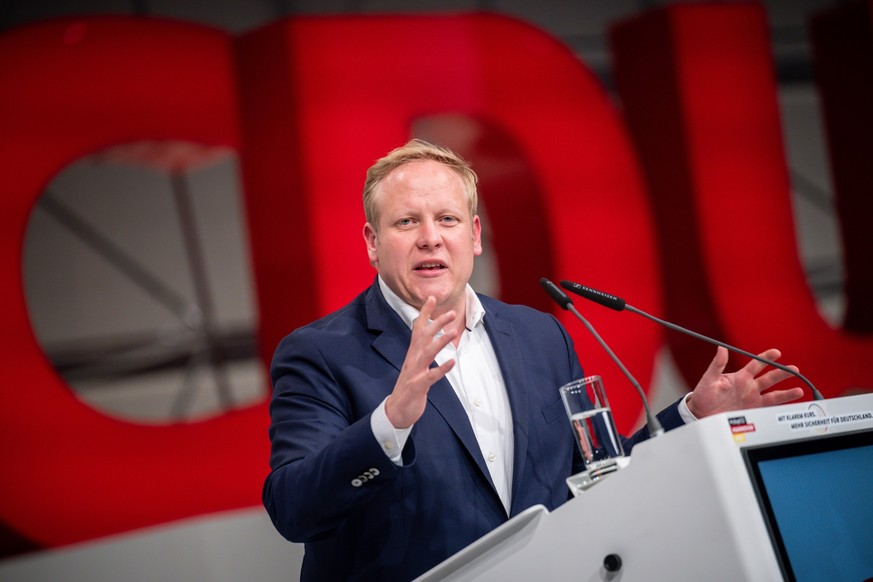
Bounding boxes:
[351,478,363,487]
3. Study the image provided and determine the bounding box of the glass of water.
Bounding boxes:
[559,375,628,494]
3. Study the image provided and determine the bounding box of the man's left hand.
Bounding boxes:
[687,346,805,418]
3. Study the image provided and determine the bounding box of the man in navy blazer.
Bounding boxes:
[263,140,803,581]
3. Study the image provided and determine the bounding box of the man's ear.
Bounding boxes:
[472,214,483,256]
[363,222,379,266]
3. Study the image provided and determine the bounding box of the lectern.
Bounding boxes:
[417,393,873,581]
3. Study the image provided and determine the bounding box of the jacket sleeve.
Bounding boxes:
[622,397,686,452]
[262,328,412,543]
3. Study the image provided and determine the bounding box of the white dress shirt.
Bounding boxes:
[370,277,514,514]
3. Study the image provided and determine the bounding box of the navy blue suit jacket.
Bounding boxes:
[263,282,684,581]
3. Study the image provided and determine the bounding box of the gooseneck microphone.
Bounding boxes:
[540,278,664,438]
[559,280,825,401]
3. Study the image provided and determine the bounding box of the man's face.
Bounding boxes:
[363,159,482,317]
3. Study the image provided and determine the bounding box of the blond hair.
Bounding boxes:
[363,139,478,227]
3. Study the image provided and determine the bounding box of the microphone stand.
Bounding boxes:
[568,303,664,437]
[540,278,665,438]
[624,304,824,401]
[559,280,825,402]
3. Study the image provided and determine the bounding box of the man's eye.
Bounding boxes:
[396,218,414,227]
[440,216,459,225]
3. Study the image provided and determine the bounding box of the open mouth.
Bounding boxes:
[414,261,447,271]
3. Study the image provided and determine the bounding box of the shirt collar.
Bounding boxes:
[378,276,485,332]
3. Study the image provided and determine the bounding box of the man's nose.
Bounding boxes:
[417,221,442,248]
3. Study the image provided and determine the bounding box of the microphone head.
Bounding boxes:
[560,281,626,311]
[540,278,573,310]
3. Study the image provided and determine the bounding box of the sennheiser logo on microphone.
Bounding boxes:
[586,287,619,302]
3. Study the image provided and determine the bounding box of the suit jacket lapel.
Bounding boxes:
[364,283,496,492]
[365,284,412,371]
[481,298,531,517]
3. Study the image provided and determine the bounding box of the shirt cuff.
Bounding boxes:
[678,393,698,425]
[371,397,412,465]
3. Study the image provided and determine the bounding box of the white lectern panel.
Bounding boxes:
[417,393,873,581]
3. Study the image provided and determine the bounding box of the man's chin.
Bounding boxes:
[398,280,462,313]
[406,288,449,310]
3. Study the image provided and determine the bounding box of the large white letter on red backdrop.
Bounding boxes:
[0,18,267,551]
[610,4,872,396]
[234,14,662,432]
